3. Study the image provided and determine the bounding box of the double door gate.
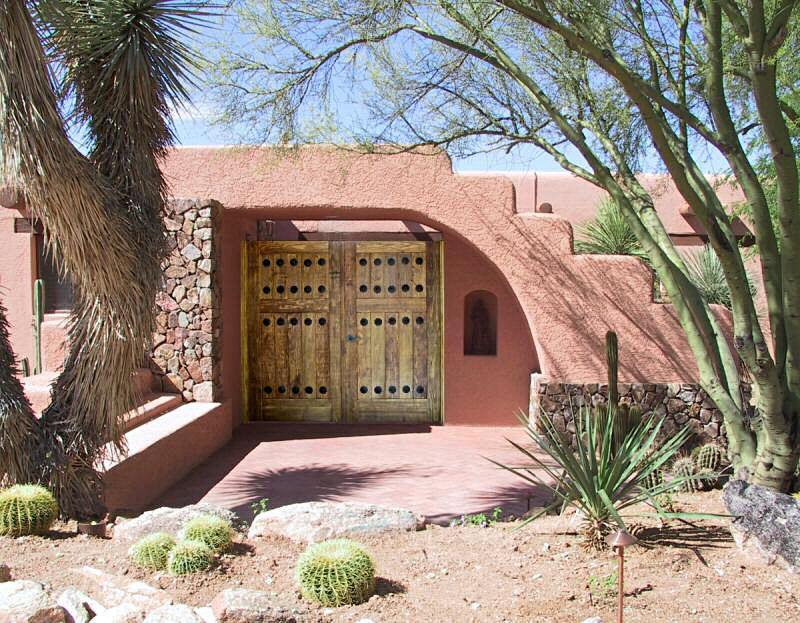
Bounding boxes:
[241,241,443,423]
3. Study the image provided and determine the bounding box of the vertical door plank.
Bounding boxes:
[261,313,276,415]
[339,242,356,421]
[426,242,443,421]
[370,253,384,298]
[370,312,386,398]
[384,254,398,297]
[357,311,371,399]
[410,252,426,298]
[274,314,288,398]
[329,242,344,422]
[287,313,301,397]
[413,311,428,399]
[398,313,414,398]
[398,252,412,297]
[286,253,300,299]
[302,312,315,398]
[314,312,330,401]
[384,313,399,399]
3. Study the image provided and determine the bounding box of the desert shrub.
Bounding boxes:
[129,532,176,571]
[167,540,213,575]
[180,514,233,553]
[0,484,59,536]
[492,407,716,550]
[296,539,376,607]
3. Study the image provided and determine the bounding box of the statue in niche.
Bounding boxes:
[468,298,495,355]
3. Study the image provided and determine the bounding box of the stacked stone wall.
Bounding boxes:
[150,199,222,402]
[528,375,751,450]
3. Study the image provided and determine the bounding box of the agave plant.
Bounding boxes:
[492,407,715,550]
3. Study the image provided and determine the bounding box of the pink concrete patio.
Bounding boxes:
[154,423,553,524]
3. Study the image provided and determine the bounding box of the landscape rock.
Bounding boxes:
[211,588,303,623]
[143,604,204,623]
[0,565,10,582]
[0,580,67,622]
[91,604,145,623]
[248,502,424,543]
[723,479,800,572]
[114,504,246,544]
[56,588,104,623]
[72,567,171,611]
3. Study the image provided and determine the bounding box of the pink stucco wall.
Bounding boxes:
[0,207,34,367]
[163,147,702,388]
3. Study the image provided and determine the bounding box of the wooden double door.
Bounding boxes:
[242,241,443,423]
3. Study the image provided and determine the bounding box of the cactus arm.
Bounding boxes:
[32,279,44,374]
[606,330,619,406]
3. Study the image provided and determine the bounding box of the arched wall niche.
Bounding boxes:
[464,290,498,356]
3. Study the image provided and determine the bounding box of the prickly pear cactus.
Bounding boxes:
[167,540,213,575]
[672,457,698,493]
[129,532,176,571]
[0,484,59,536]
[296,539,376,607]
[180,515,233,553]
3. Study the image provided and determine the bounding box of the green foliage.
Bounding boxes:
[250,498,270,517]
[167,540,213,576]
[129,532,176,571]
[606,330,619,405]
[180,515,233,553]
[296,539,376,607]
[0,484,59,536]
[492,407,710,550]
[575,200,649,262]
[32,279,44,375]
[672,457,699,493]
[588,571,618,602]
[683,245,755,310]
[20,357,30,377]
[451,507,503,528]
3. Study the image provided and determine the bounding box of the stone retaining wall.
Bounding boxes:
[528,374,748,449]
[150,199,222,402]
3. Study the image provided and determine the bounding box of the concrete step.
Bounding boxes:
[103,401,232,514]
[123,393,183,431]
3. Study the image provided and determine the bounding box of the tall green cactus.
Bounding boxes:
[606,330,619,406]
[32,279,44,375]
[20,357,30,377]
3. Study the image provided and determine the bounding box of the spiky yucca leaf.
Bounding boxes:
[489,406,721,550]
[682,245,756,310]
[575,199,649,261]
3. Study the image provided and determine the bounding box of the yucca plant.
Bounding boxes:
[492,407,716,550]
[575,199,650,262]
[682,245,756,310]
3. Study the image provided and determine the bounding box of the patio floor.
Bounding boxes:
[154,423,554,524]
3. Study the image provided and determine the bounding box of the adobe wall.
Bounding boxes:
[0,206,34,367]
[162,147,706,386]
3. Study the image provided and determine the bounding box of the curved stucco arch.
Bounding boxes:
[163,146,700,384]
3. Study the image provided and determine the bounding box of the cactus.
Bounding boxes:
[695,444,724,472]
[296,539,376,607]
[32,279,44,375]
[642,468,664,492]
[0,484,59,536]
[20,357,30,377]
[672,457,698,493]
[179,515,233,553]
[129,532,176,571]
[167,540,213,575]
[606,331,619,406]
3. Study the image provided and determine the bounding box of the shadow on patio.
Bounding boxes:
[154,422,554,524]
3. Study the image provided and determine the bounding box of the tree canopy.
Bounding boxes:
[208,0,800,490]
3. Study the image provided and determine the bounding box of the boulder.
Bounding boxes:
[114,504,246,544]
[211,588,304,623]
[55,588,104,623]
[143,604,204,623]
[72,567,171,611]
[0,580,67,622]
[248,502,424,543]
[91,604,146,623]
[723,479,800,572]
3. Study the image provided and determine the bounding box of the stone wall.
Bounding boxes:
[150,199,222,402]
[528,374,748,449]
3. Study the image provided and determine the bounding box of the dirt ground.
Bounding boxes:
[1,491,798,623]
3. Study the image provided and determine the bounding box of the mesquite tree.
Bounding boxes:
[208,0,800,490]
[0,0,207,517]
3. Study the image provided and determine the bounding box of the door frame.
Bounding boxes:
[241,239,445,424]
